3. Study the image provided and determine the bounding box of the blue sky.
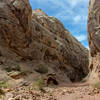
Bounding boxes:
[29,0,89,49]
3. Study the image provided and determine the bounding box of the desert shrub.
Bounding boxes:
[35,77,43,90]
[94,82,100,89]
[0,89,4,96]
[0,81,7,98]
[5,64,20,72]
[5,66,12,72]
[0,81,7,89]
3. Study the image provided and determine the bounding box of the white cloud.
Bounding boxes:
[73,15,81,23]
[50,0,89,26]
[76,34,87,42]
[30,0,89,23]
[29,0,66,9]
[68,0,89,7]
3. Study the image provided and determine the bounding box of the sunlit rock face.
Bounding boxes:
[0,0,89,83]
[88,0,100,82]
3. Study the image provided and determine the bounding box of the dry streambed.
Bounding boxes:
[0,82,100,100]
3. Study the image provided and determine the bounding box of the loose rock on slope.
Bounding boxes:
[0,0,89,84]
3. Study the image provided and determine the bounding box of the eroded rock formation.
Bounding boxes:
[88,0,100,82]
[32,9,89,81]
[0,0,89,83]
[0,0,32,59]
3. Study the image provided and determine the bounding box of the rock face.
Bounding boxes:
[88,0,100,82]
[32,9,89,82]
[0,0,89,83]
[0,0,32,59]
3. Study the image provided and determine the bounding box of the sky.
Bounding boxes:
[29,0,89,49]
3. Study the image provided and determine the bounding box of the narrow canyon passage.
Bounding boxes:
[0,0,100,100]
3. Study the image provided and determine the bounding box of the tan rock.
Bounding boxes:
[0,0,32,59]
[88,0,100,82]
[7,71,22,79]
[0,69,10,81]
[32,9,89,81]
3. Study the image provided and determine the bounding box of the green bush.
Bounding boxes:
[0,89,4,95]
[0,81,7,98]
[0,81,7,89]
[6,64,20,72]
[94,82,100,89]
[35,78,43,90]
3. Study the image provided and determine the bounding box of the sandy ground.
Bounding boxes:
[3,82,100,100]
[54,83,100,100]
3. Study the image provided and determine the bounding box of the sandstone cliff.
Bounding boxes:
[0,0,89,85]
[32,9,89,82]
[88,0,100,83]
